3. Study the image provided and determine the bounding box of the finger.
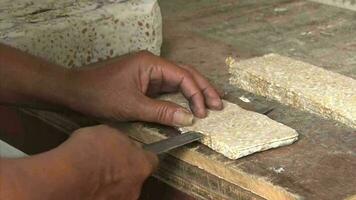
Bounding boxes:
[145,66,163,97]
[179,65,223,110]
[136,95,194,127]
[157,64,207,117]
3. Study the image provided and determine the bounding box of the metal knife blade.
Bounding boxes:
[143,131,203,154]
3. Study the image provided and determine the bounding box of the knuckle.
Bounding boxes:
[155,104,172,123]
[139,166,152,179]
[141,163,153,177]
[71,127,94,139]
[190,90,204,101]
[181,69,194,80]
[95,124,116,132]
[96,125,123,138]
[141,153,157,176]
[74,124,109,134]
[203,86,214,95]
[113,107,135,122]
[71,128,83,136]
[130,152,152,178]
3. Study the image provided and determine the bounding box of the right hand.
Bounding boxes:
[60,125,159,200]
[1,125,158,200]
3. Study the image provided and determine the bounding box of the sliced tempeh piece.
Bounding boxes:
[159,94,298,159]
[228,54,356,129]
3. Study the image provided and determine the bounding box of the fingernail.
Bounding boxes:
[173,109,194,127]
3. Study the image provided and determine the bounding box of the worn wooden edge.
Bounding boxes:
[152,155,263,200]
[119,123,302,200]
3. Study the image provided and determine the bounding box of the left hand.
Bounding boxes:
[67,50,223,126]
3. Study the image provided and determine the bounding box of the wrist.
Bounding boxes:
[4,147,99,200]
[30,66,77,108]
[0,158,29,199]
[0,44,77,107]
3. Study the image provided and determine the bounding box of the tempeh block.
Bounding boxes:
[160,94,299,160]
[228,54,356,129]
[0,0,162,68]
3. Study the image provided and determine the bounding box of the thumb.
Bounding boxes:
[137,96,194,127]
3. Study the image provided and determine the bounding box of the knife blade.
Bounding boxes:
[143,131,204,154]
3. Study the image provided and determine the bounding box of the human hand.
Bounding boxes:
[58,125,158,200]
[68,51,223,126]
[0,125,157,200]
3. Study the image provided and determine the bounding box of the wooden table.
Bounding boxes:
[1,1,355,199]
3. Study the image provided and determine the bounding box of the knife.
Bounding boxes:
[143,131,204,154]
[1,102,204,153]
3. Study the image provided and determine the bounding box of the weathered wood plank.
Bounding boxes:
[158,1,356,199]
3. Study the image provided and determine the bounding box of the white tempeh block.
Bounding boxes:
[228,54,356,129]
[0,0,162,68]
[160,94,299,160]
